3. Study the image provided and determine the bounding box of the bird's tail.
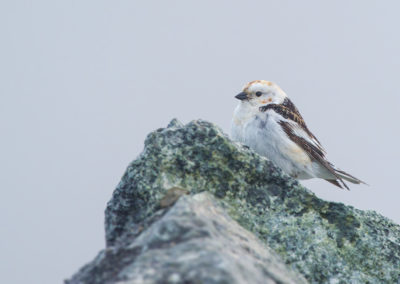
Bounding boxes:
[334,169,367,185]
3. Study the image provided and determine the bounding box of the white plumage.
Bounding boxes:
[231,80,364,189]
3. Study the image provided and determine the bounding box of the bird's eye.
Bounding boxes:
[255,91,262,97]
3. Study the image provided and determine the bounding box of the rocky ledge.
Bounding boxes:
[67,119,400,284]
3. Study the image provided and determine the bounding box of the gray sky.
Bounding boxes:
[1,1,399,283]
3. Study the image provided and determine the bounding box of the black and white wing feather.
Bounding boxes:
[260,98,364,189]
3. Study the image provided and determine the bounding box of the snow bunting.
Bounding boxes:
[231,80,364,189]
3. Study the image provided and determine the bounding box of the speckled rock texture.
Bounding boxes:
[68,119,400,284]
[66,192,306,284]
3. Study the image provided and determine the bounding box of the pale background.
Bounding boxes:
[1,1,399,283]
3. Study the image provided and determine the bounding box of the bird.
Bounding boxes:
[231,80,365,189]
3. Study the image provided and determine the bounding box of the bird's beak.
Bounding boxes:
[235,92,248,100]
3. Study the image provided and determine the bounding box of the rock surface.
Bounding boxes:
[67,192,306,284]
[68,119,400,284]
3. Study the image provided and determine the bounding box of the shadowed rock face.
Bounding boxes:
[68,119,400,284]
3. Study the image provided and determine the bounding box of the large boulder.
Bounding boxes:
[67,119,400,284]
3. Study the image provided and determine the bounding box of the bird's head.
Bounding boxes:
[235,80,287,107]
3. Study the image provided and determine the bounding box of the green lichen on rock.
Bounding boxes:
[105,119,400,283]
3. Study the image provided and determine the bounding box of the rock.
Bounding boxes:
[68,119,400,284]
[66,192,306,284]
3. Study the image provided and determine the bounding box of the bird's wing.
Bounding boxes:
[278,120,349,190]
[281,98,324,147]
[260,98,325,155]
[260,100,349,189]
